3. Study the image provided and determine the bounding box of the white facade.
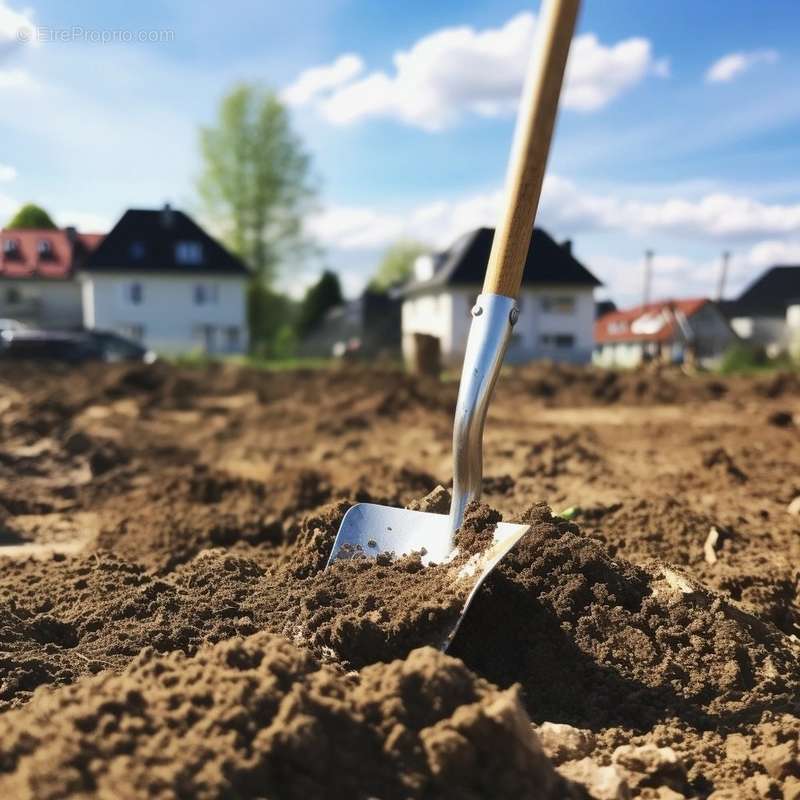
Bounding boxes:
[402,285,595,367]
[78,273,247,355]
[787,305,800,360]
[730,315,789,357]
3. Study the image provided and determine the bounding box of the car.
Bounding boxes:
[0,329,156,364]
[0,318,28,332]
[86,330,157,364]
[0,330,104,363]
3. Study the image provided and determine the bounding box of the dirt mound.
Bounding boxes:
[0,633,578,800]
[451,505,800,731]
[3,361,800,797]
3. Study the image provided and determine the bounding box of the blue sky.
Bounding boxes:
[1,0,799,304]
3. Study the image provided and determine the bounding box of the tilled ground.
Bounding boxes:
[0,360,798,799]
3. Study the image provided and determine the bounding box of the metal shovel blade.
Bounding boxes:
[326,502,530,651]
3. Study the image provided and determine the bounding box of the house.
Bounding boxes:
[0,205,250,355]
[83,206,249,354]
[400,227,602,366]
[721,265,800,356]
[594,298,737,368]
[298,290,401,359]
[0,227,102,329]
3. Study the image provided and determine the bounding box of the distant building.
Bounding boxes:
[595,299,617,319]
[594,298,737,368]
[400,227,602,367]
[298,290,401,359]
[0,205,249,355]
[0,227,101,329]
[721,265,800,356]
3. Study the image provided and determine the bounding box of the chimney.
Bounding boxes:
[161,202,174,228]
[562,239,572,254]
[65,225,77,243]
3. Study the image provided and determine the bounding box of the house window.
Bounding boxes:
[226,326,240,351]
[540,333,575,348]
[5,287,21,305]
[540,295,575,314]
[193,283,219,305]
[3,238,19,257]
[175,241,203,265]
[37,239,53,258]
[126,283,143,305]
[129,241,146,261]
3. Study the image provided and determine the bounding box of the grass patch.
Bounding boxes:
[717,344,798,375]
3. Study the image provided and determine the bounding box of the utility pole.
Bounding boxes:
[643,249,654,307]
[716,251,730,301]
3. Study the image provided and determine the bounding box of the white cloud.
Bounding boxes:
[538,175,800,239]
[564,34,659,111]
[308,189,504,251]
[0,65,35,89]
[706,49,778,83]
[746,239,800,268]
[312,178,800,257]
[0,162,15,181]
[281,53,364,107]
[286,12,665,130]
[0,1,35,52]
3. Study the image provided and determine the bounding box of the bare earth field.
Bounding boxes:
[0,361,798,799]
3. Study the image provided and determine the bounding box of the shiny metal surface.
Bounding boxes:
[325,293,523,652]
[326,502,530,651]
[447,293,518,537]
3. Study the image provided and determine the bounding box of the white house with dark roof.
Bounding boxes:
[400,227,601,366]
[1,204,249,355]
[721,265,800,357]
[81,205,249,354]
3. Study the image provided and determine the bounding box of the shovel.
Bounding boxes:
[326,0,581,650]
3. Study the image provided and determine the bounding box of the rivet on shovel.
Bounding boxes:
[325,0,582,651]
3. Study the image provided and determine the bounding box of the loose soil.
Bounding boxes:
[0,360,798,798]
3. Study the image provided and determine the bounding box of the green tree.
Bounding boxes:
[369,240,428,292]
[198,84,315,286]
[296,271,344,337]
[7,203,57,230]
[248,285,296,357]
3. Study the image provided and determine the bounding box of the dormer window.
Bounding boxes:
[129,241,146,261]
[37,239,53,258]
[175,240,203,265]
[2,238,19,258]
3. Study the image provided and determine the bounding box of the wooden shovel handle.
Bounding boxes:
[482,0,580,298]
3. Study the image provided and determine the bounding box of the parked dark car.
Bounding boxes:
[86,330,157,363]
[0,329,155,364]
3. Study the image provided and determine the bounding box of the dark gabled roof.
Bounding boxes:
[401,227,601,295]
[85,207,249,276]
[725,265,800,317]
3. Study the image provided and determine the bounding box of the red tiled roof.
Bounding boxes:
[595,298,708,344]
[0,228,104,280]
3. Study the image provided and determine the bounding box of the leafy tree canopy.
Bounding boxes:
[198,83,315,286]
[369,240,428,292]
[296,270,344,337]
[7,203,57,230]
